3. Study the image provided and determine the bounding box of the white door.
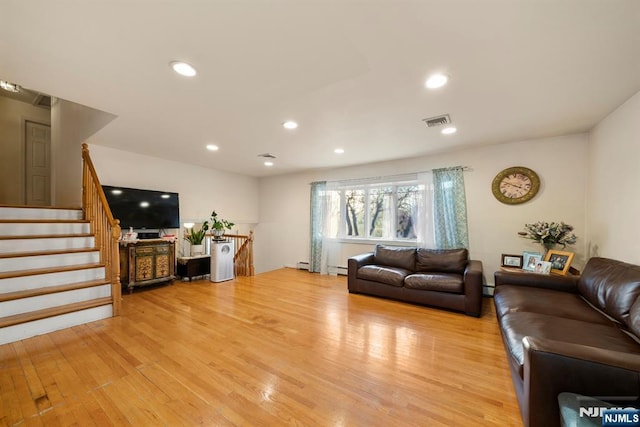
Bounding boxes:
[25,121,51,206]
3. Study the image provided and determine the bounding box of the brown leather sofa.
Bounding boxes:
[347,245,483,317]
[494,257,640,427]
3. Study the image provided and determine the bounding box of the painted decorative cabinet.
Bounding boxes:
[119,239,175,291]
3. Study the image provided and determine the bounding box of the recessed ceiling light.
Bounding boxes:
[111,189,122,195]
[140,201,150,208]
[425,73,449,89]
[0,80,20,93]
[170,61,197,77]
[206,144,219,151]
[161,194,170,199]
[441,126,457,135]
[264,161,274,167]
[282,121,298,130]
[334,148,345,154]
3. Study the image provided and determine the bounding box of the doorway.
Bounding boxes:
[24,120,51,206]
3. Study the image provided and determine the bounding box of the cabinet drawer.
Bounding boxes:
[155,245,170,254]
[135,246,155,256]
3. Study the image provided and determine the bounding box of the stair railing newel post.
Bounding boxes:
[111,219,121,315]
[248,230,254,276]
[81,143,121,316]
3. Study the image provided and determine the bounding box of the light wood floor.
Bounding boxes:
[1,269,522,426]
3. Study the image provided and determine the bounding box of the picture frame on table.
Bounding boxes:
[534,260,552,274]
[522,251,542,272]
[545,250,575,275]
[501,253,524,268]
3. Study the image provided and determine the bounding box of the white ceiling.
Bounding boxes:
[1,0,639,177]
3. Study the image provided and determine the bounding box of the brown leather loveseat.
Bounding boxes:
[494,257,640,427]
[347,244,483,317]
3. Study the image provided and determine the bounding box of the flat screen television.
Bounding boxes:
[102,185,180,231]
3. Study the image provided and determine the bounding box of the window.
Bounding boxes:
[311,168,468,274]
[328,180,423,242]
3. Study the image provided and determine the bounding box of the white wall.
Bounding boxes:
[89,144,260,256]
[587,90,640,264]
[50,99,116,207]
[0,97,50,204]
[255,133,589,287]
[257,173,312,272]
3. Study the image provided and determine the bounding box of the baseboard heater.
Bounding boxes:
[483,284,495,297]
[296,262,347,276]
[332,266,348,276]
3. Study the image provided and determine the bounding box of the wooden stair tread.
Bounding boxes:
[0,263,105,280]
[0,297,112,328]
[0,247,99,259]
[0,219,88,224]
[0,204,81,210]
[0,233,94,240]
[0,279,112,302]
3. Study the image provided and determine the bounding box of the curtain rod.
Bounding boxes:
[310,166,471,185]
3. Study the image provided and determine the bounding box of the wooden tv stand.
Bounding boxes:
[119,239,175,291]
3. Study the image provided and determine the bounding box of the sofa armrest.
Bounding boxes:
[494,270,579,293]
[463,260,483,317]
[347,253,374,291]
[522,336,640,427]
[348,253,375,270]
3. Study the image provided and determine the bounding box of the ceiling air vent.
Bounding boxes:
[33,94,52,109]
[258,153,277,159]
[422,114,451,128]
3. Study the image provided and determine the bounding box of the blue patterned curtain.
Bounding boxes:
[309,181,326,272]
[433,167,469,249]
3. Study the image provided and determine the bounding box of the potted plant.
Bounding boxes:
[184,223,208,256]
[209,210,234,240]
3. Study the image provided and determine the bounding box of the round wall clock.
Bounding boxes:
[491,166,540,204]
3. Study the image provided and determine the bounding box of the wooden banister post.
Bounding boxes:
[81,144,122,317]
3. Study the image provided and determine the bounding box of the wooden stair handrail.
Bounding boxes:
[208,231,254,276]
[81,143,122,315]
[81,145,117,225]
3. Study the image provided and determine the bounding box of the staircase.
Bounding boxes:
[0,144,121,345]
[0,206,114,345]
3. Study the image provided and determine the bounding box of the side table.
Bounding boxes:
[500,266,581,276]
[177,255,211,281]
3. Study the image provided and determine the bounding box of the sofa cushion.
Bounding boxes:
[357,265,410,287]
[405,273,463,293]
[577,257,640,327]
[374,245,416,271]
[415,248,468,273]
[494,285,611,324]
[500,311,640,379]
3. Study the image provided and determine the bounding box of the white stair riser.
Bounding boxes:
[0,267,105,293]
[0,285,111,317]
[0,305,113,345]
[0,222,90,236]
[0,208,82,221]
[0,251,100,272]
[0,236,95,254]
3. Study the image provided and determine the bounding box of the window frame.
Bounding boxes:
[332,179,421,243]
